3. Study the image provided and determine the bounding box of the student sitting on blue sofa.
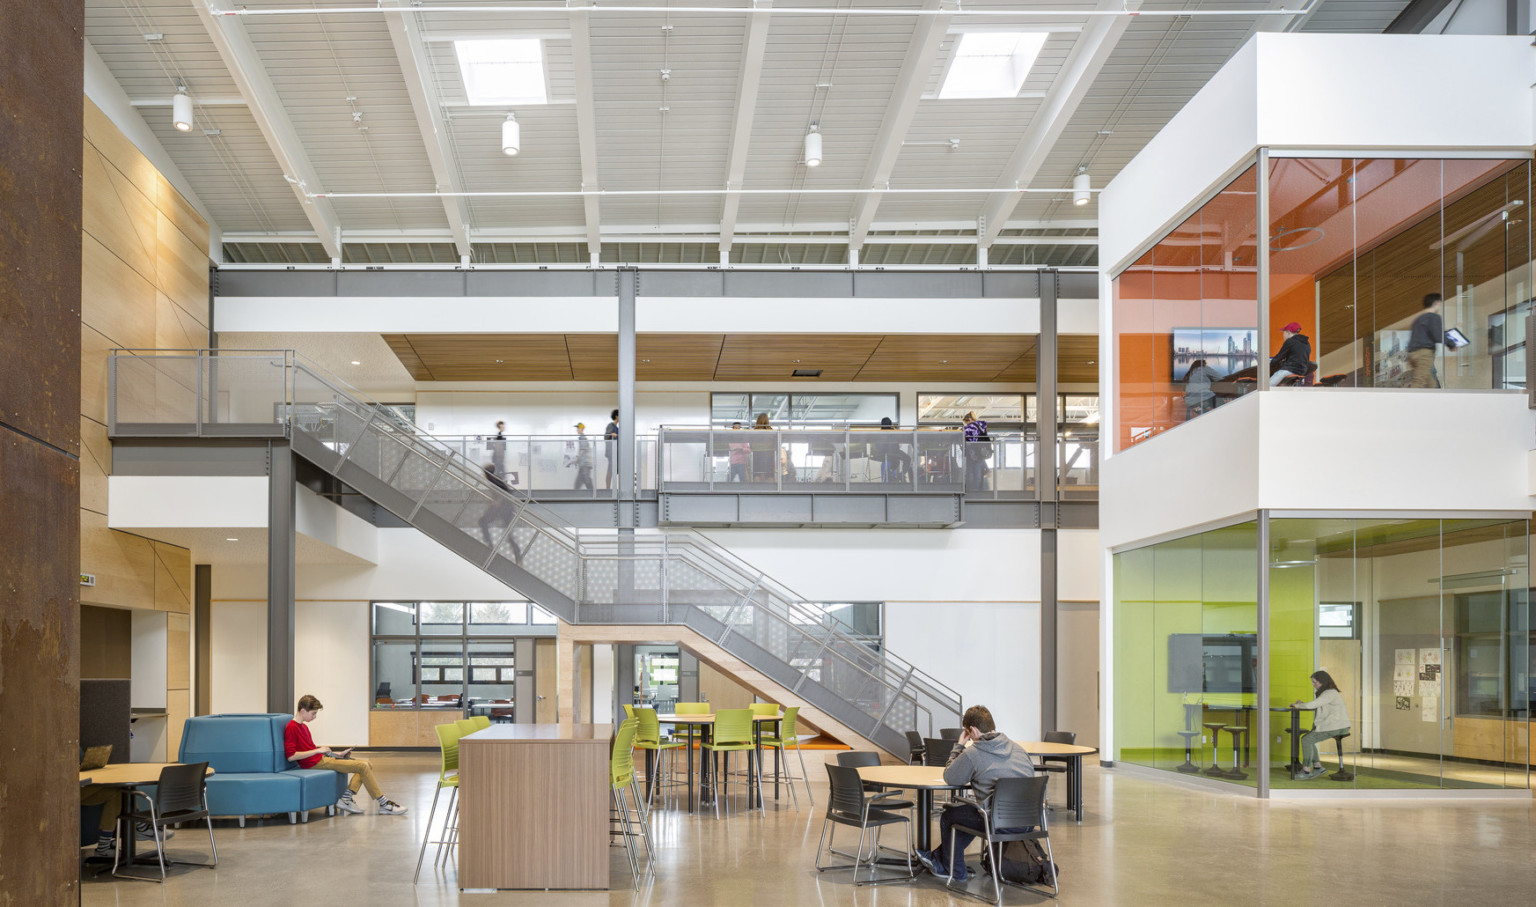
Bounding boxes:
[284,694,408,815]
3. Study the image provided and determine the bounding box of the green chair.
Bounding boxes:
[609,717,654,879]
[750,702,780,717]
[414,723,462,883]
[759,705,813,810]
[455,718,477,738]
[633,707,686,809]
[701,708,764,818]
[470,715,491,731]
[623,704,636,720]
[672,700,709,749]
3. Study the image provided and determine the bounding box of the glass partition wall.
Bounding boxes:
[1113,156,1532,453]
[1114,516,1531,794]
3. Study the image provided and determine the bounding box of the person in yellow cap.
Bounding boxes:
[572,422,594,491]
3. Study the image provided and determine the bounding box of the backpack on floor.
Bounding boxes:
[984,838,1058,886]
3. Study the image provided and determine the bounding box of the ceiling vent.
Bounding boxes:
[792,368,823,377]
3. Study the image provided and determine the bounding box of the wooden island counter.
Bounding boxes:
[458,723,611,891]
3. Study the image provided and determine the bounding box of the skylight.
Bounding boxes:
[455,38,547,106]
[938,32,1048,100]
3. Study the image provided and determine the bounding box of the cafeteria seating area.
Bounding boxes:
[79,744,1536,906]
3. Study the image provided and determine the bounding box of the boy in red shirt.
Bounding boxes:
[285,694,408,815]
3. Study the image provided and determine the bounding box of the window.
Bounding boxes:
[455,39,547,106]
[371,600,548,708]
[710,392,897,428]
[918,393,1029,429]
[938,32,1049,100]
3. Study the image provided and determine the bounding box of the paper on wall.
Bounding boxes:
[1394,679,1415,696]
[1422,696,1439,722]
[1420,648,1441,666]
[1395,649,1416,665]
[1395,696,1411,710]
[1394,665,1414,682]
[1418,680,1439,697]
[1393,665,1415,696]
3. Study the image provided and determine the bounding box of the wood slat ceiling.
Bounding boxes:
[382,332,1100,383]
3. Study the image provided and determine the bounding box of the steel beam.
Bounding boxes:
[267,441,297,714]
[569,1,603,263]
[719,1,773,256]
[383,0,474,257]
[195,0,344,259]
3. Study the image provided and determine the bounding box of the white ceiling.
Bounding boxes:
[86,0,1414,265]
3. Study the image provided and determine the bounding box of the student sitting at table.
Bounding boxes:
[285,694,409,815]
[1291,670,1351,780]
[914,705,1036,883]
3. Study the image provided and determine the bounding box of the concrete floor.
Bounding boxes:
[81,750,1536,906]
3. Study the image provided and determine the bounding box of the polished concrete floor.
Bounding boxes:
[81,751,1536,906]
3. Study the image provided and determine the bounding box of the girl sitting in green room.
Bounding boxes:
[1292,670,1350,780]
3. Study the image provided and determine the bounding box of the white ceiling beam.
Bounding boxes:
[847,0,954,252]
[383,0,472,257]
[718,0,774,256]
[569,0,603,262]
[129,97,248,107]
[976,0,1135,252]
[223,231,1099,247]
[193,0,343,260]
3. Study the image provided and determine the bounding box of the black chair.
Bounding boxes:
[837,752,914,807]
[118,762,217,882]
[924,737,956,767]
[905,731,926,765]
[940,727,964,741]
[1329,733,1355,781]
[815,763,915,886]
[1035,730,1075,776]
[944,775,1057,903]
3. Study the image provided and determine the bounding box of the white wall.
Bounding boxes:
[295,601,371,745]
[210,601,267,716]
[886,602,1042,741]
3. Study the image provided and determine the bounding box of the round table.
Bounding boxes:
[854,765,962,852]
[78,763,214,880]
[1020,742,1098,822]
[654,713,782,812]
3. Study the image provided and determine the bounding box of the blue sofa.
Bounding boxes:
[179,714,348,825]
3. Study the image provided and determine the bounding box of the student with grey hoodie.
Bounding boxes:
[915,705,1036,882]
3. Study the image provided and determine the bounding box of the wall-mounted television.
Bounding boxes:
[1168,633,1258,694]
[1171,328,1260,381]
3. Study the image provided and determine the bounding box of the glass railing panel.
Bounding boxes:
[111,353,201,434]
[201,352,287,435]
[1060,437,1099,499]
[913,432,964,490]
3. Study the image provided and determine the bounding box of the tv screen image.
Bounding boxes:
[1171,327,1260,381]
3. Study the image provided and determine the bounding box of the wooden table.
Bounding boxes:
[655,713,781,813]
[1021,741,1098,822]
[78,763,214,880]
[854,765,962,852]
[457,724,610,891]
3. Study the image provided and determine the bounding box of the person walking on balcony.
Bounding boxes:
[572,423,595,491]
[603,409,620,491]
[489,420,508,477]
[727,422,750,482]
[875,416,912,483]
[1269,322,1311,385]
[751,413,775,482]
[1407,293,1444,388]
[962,412,991,491]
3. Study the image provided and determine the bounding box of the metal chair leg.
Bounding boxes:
[414,783,443,883]
[795,744,814,806]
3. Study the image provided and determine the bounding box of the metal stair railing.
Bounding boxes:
[108,349,964,745]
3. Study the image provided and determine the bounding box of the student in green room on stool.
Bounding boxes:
[1291,671,1350,780]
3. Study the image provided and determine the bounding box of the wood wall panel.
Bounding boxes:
[81,324,116,426]
[156,212,211,315]
[80,511,156,611]
[167,612,191,691]
[155,292,209,350]
[80,415,111,514]
[858,334,1029,382]
[80,605,133,679]
[81,142,157,282]
[715,333,881,381]
[638,333,726,380]
[82,232,157,348]
[565,334,619,381]
[154,542,192,613]
[83,99,158,199]
[156,174,210,256]
[368,708,458,747]
[166,688,191,762]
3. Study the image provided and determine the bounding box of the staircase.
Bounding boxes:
[110,349,963,756]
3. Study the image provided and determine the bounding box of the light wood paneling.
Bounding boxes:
[565,334,618,381]
[156,212,210,315]
[80,605,132,679]
[166,689,191,761]
[81,324,116,426]
[155,292,209,350]
[368,708,463,747]
[535,638,557,722]
[698,662,752,711]
[79,416,111,515]
[80,511,155,610]
[639,334,726,380]
[156,174,209,256]
[153,542,191,613]
[458,729,609,890]
[82,233,155,348]
[715,333,882,381]
[166,612,190,690]
[997,335,1100,383]
[858,333,1030,382]
[83,99,158,199]
[82,142,156,282]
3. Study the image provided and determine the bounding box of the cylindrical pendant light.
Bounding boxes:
[502,113,520,156]
[804,125,822,168]
[1072,170,1091,206]
[172,89,193,132]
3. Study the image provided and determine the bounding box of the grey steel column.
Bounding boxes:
[267,442,297,714]
[195,564,212,715]
[1039,270,1060,733]
[618,269,638,606]
[1256,511,1271,799]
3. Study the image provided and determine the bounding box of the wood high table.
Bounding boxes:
[655,713,781,813]
[78,762,214,880]
[457,724,610,891]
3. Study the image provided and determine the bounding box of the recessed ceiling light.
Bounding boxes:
[225,537,238,542]
[939,360,949,364]
[641,359,651,363]
[939,32,1049,100]
[351,360,361,366]
[792,360,801,363]
[495,359,504,363]
[455,39,548,106]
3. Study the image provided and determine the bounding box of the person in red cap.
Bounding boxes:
[1269,321,1311,385]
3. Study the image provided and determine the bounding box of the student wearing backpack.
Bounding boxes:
[962,412,991,492]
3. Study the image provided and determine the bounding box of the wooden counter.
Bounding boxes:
[458,723,610,891]
[368,708,463,747]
